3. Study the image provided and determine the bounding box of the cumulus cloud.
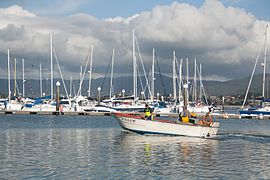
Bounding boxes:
[0,0,269,83]
[0,5,36,17]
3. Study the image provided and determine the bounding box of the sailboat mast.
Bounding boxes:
[186,57,189,101]
[79,65,82,96]
[173,51,177,103]
[242,25,268,108]
[50,33,53,100]
[194,58,197,102]
[8,49,11,103]
[88,45,93,98]
[132,29,137,101]
[178,58,183,102]
[22,58,25,97]
[70,76,72,97]
[40,61,42,97]
[109,48,115,99]
[199,63,202,102]
[262,24,268,98]
[151,48,155,101]
[14,58,16,97]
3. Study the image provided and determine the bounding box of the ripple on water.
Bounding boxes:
[0,115,270,179]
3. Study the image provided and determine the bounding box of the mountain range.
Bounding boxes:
[0,74,267,98]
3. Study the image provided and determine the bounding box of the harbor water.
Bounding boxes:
[0,114,270,179]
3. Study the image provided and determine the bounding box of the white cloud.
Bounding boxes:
[0,0,269,82]
[105,14,140,24]
[0,5,36,17]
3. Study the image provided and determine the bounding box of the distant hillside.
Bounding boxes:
[0,74,267,98]
[206,74,265,97]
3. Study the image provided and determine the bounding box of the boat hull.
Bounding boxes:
[239,109,270,117]
[113,113,219,138]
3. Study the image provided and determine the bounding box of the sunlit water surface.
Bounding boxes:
[0,114,270,179]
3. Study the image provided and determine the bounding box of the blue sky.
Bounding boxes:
[0,0,269,20]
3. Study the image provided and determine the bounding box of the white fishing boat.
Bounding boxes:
[113,113,219,138]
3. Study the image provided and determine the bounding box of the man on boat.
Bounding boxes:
[144,104,153,120]
[178,106,191,123]
[197,107,213,126]
[204,107,213,125]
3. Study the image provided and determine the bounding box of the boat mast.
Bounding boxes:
[173,51,177,103]
[178,58,183,102]
[40,61,42,97]
[69,76,72,97]
[242,25,267,108]
[194,58,197,102]
[22,58,25,97]
[132,29,137,102]
[8,49,11,103]
[151,48,155,101]
[186,57,189,101]
[109,48,115,99]
[14,58,16,97]
[50,33,53,100]
[88,45,93,98]
[262,24,268,99]
[199,63,202,102]
[79,65,82,96]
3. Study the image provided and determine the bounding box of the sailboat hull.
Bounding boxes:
[239,109,270,116]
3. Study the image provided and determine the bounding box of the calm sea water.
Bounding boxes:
[0,114,270,179]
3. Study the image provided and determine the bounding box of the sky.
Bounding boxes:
[0,0,269,83]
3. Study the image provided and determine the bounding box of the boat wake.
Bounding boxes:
[217,133,270,144]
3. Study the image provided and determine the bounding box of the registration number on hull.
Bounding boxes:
[121,117,136,123]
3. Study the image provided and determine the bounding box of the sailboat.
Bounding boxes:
[110,29,155,112]
[5,49,23,111]
[239,24,269,117]
[172,54,213,115]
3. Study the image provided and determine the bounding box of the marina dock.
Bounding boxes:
[1,110,270,120]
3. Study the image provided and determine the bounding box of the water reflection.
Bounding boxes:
[115,131,219,178]
[1,116,270,179]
